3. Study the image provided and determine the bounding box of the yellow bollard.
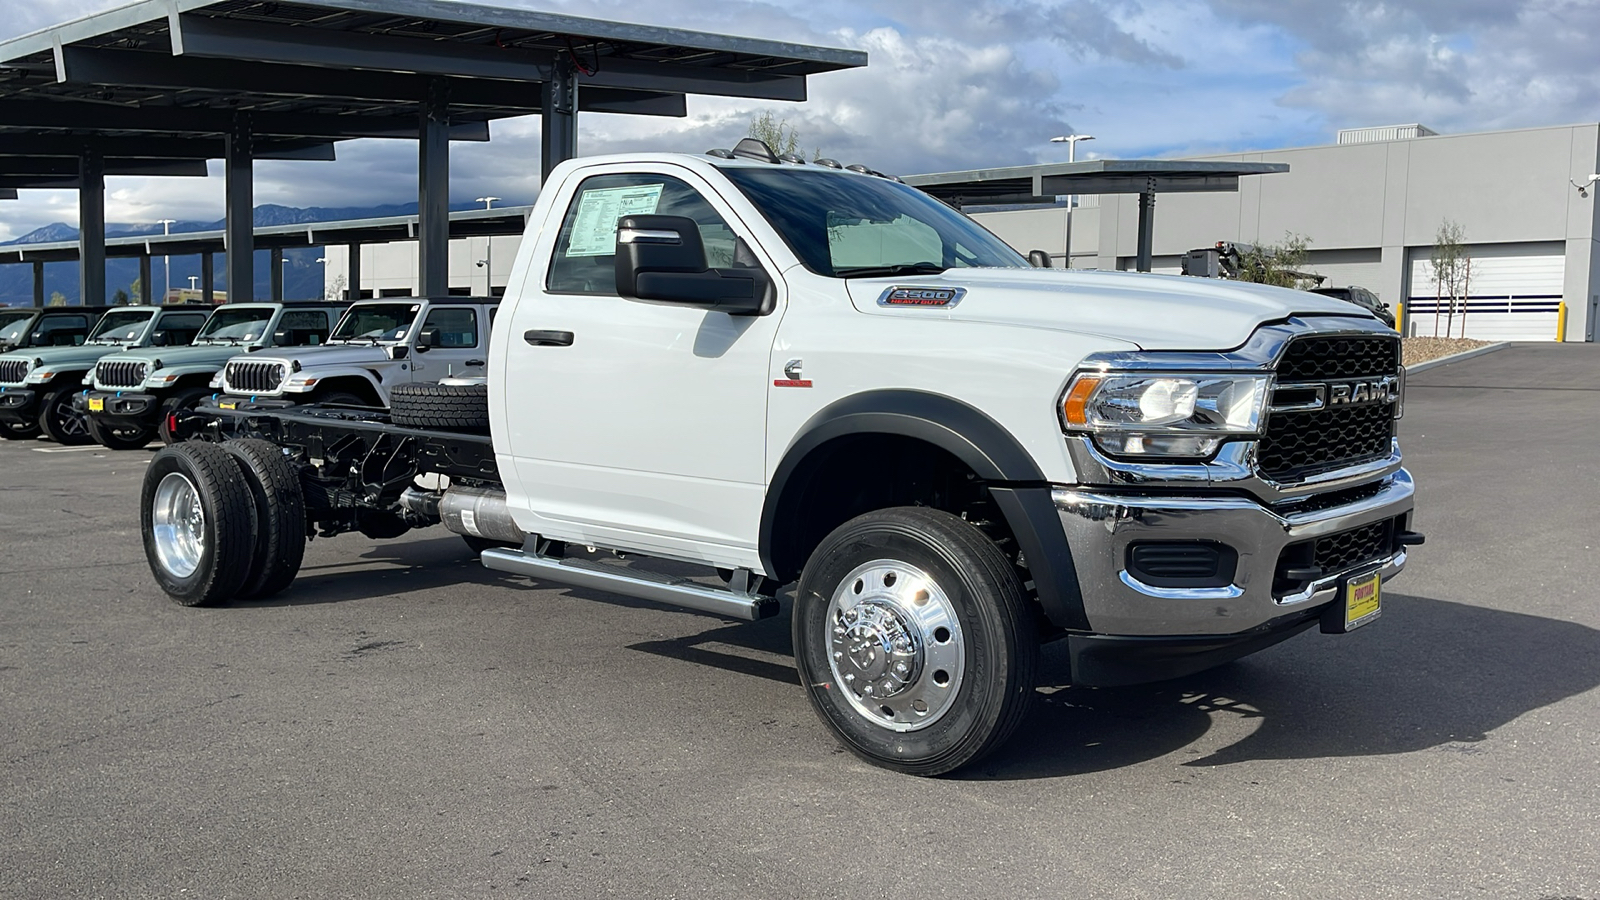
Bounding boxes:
[1557,302,1567,342]
[1395,302,1404,334]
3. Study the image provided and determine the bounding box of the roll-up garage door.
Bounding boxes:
[1407,242,1564,341]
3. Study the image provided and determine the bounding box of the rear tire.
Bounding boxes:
[793,507,1038,776]
[86,415,155,450]
[141,442,259,606]
[389,382,489,430]
[223,438,307,600]
[38,386,92,445]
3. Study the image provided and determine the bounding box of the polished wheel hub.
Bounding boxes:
[825,560,965,732]
[151,472,206,578]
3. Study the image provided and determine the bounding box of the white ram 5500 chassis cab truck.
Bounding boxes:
[140,146,1420,775]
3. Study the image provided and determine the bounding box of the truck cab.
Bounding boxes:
[215,297,496,408]
[0,305,209,443]
[83,302,346,449]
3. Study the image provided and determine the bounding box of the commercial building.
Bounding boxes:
[967,122,1600,342]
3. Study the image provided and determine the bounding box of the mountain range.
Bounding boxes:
[0,201,515,306]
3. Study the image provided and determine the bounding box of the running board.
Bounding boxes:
[479,548,780,621]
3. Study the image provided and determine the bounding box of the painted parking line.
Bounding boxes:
[31,445,109,453]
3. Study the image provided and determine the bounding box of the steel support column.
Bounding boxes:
[225,112,254,303]
[270,247,285,300]
[202,252,215,304]
[347,242,361,300]
[32,260,44,307]
[139,253,153,304]
[1135,186,1156,274]
[79,148,106,305]
[418,78,450,298]
[541,56,578,183]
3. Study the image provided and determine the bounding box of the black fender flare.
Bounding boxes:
[760,390,1088,630]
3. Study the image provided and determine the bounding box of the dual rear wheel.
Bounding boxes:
[142,439,306,605]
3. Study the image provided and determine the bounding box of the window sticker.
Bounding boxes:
[566,183,665,257]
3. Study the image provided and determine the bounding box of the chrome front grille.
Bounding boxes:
[96,359,148,388]
[1260,334,1400,482]
[225,360,284,393]
[0,358,29,384]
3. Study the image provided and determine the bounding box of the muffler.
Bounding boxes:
[439,485,526,544]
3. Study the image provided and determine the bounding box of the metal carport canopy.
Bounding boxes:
[905,159,1288,272]
[0,0,866,303]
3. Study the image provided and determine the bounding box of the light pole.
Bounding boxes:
[476,196,500,210]
[187,276,199,292]
[1049,135,1094,268]
[157,218,176,302]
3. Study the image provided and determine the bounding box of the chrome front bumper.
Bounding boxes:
[1053,467,1414,636]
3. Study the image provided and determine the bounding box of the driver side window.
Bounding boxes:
[547,173,738,296]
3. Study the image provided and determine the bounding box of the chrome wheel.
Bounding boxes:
[826,559,966,732]
[151,472,206,578]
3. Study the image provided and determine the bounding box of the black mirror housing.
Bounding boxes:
[149,331,168,346]
[1027,249,1053,268]
[415,326,441,351]
[615,214,773,316]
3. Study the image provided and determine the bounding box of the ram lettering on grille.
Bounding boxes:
[1261,335,1400,482]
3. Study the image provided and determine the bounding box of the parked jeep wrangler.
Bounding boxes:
[0,305,114,354]
[83,301,346,449]
[215,297,496,409]
[0,305,208,443]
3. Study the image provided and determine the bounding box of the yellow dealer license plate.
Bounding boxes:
[1345,572,1382,630]
[87,397,103,412]
[218,399,237,410]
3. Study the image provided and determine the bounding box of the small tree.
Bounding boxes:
[747,111,804,157]
[48,291,67,307]
[112,288,130,305]
[130,276,143,304]
[1429,219,1472,338]
[1233,233,1319,290]
[325,274,348,302]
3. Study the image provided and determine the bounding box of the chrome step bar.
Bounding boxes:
[479,548,780,621]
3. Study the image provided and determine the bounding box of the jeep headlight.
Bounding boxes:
[1060,372,1271,458]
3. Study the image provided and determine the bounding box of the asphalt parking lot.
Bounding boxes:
[3,343,1598,899]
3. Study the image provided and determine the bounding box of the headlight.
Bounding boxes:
[1060,372,1271,458]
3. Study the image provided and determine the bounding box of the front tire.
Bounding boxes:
[38,386,92,445]
[141,442,259,606]
[0,419,41,440]
[793,507,1038,776]
[86,415,156,450]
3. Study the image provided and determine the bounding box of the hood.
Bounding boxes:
[116,342,263,369]
[250,343,390,369]
[845,268,1374,350]
[1,342,136,371]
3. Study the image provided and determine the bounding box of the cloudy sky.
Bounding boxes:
[2,0,1598,241]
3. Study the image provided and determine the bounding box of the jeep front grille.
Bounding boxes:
[96,359,148,388]
[225,360,284,393]
[1259,334,1400,482]
[0,358,28,384]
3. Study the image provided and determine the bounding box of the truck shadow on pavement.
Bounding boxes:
[976,593,1600,780]
[240,534,505,607]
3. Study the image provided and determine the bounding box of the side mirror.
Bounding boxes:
[149,331,168,346]
[1027,249,1053,268]
[273,328,293,346]
[614,214,773,316]
[415,326,441,351]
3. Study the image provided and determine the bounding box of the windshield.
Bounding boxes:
[198,306,275,344]
[0,310,35,344]
[329,303,422,344]
[720,167,1029,278]
[89,310,155,344]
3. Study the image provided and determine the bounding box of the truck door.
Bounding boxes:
[500,167,783,564]
[409,305,487,381]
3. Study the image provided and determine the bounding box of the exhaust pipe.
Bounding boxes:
[440,485,526,544]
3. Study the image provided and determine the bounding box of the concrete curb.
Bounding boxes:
[1406,341,1509,373]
